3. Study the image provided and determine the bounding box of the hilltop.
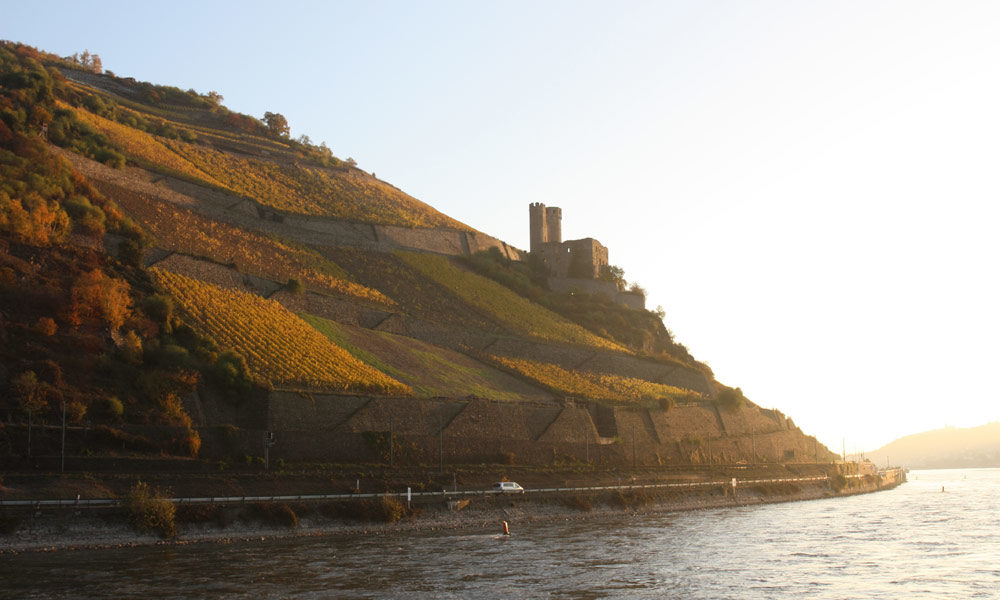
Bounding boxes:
[866,423,1000,469]
[0,41,838,477]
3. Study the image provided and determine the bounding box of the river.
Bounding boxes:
[2,469,998,599]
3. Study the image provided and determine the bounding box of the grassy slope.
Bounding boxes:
[301,314,550,401]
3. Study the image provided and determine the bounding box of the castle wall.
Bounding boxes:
[547,277,646,310]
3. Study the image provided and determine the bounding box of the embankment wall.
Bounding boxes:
[194,392,833,466]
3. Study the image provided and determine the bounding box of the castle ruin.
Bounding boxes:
[528,203,643,309]
[529,202,608,279]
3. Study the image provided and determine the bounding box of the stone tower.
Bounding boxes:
[529,203,562,252]
[545,206,561,246]
[529,202,547,252]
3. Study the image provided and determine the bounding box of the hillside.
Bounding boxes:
[0,41,838,469]
[866,423,1000,469]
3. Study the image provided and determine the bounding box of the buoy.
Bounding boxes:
[502,520,510,536]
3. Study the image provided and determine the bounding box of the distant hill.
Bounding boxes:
[867,423,1000,469]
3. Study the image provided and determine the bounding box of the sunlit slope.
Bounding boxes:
[66,103,224,188]
[491,356,702,405]
[396,251,626,352]
[320,247,504,333]
[302,314,550,401]
[62,72,475,230]
[106,181,393,305]
[151,269,410,395]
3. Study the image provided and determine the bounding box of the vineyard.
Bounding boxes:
[321,247,503,332]
[160,139,471,229]
[396,251,625,352]
[490,355,703,405]
[106,183,393,306]
[65,103,223,188]
[150,268,411,395]
[302,314,548,401]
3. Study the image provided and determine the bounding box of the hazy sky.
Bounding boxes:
[5,1,999,452]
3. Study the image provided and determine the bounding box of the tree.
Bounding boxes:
[599,264,627,291]
[263,112,290,138]
[716,387,746,411]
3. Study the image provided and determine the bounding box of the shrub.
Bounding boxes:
[563,495,593,512]
[34,317,57,336]
[0,514,21,536]
[715,387,746,411]
[125,481,177,539]
[247,503,299,528]
[104,396,124,419]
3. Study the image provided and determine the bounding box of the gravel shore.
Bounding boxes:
[0,483,875,554]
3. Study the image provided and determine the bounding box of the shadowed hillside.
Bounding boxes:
[0,41,838,468]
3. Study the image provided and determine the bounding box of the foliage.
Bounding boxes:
[0,43,133,245]
[715,386,746,411]
[263,112,290,138]
[489,355,703,405]
[125,481,177,539]
[397,251,624,351]
[69,268,132,330]
[150,268,411,394]
[598,264,627,291]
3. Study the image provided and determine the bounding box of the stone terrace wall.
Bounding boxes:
[271,290,393,329]
[717,405,789,436]
[227,392,824,465]
[150,253,282,297]
[272,213,524,260]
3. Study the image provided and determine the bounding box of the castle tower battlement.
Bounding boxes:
[544,206,561,245]
[529,202,548,252]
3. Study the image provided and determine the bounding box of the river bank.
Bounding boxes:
[0,476,903,554]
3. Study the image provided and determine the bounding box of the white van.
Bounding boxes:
[492,481,525,494]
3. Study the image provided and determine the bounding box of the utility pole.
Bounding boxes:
[632,424,636,469]
[263,431,275,471]
[60,400,66,473]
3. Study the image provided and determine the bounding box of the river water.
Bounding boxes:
[3,469,998,599]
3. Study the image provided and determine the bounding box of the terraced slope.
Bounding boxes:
[103,179,392,305]
[490,356,703,405]
[321,247,505,333]
[151,269,410,395]
[60,69,474,230]
[302,314,550,401]
[396,251,626,352]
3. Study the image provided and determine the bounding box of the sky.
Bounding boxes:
[4,0,999,452]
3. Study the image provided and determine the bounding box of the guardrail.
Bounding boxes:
[0,475,848,509]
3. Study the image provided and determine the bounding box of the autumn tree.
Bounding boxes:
[70,269,132,330]
[263,112,290,138]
